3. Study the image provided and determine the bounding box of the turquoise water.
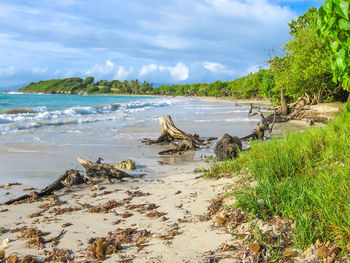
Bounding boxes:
[0,92,261,202]
[0,92,154,111]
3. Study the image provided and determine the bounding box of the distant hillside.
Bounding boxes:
[19,77,154,95]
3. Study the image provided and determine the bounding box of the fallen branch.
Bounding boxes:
[3,170,84,205]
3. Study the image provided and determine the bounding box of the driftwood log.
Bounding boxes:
[214,134,242,160]
[77,157,132,182]
[3,170,85,205]
[142,115,217,155]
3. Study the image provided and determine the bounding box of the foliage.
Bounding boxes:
[205,105,350,249]
[270,8,337,102]
[318,0,350,90]
[152,69,270,99]
[20,78,154,95]
[20,78,84,94]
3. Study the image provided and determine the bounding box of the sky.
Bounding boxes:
[0,0,323,89]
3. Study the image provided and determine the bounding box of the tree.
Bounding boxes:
[318,0,350,91]
[83,76,94,86]
[285,7,336,102]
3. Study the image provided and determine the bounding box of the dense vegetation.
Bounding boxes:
[20,78,154,95]
[202,1,350,252]
[318,0,350,90]
[205,102,350,249]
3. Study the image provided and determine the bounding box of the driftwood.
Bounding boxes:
[214,134,242,160]
[77,157,132,183]
[240,104,279,141]
[142,115,217,155]
[3,170,85,205]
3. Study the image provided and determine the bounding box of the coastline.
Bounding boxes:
[0,95,347,262]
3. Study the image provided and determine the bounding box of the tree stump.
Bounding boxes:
[214,134,242,160]
[77,157,132,183]
[142,115,217,155]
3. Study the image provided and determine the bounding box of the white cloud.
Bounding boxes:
[0,0,300,86]
[140,64,158,76]
[139,63,189,82]
[167,63,189,81]
[0,66,15,76]
[203,62,225,72]
[114,66,134,80]
[85,60,115,75]
[106,60,114,68]
[246,64,261,74]
[203,62,235,75]
[32,67,48,74]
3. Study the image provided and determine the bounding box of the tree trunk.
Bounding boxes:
[77,157,132,183]
[280,85,288,116]
[142,115,216,155]
[3,170,84,205]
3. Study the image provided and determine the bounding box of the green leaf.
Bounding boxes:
[328,16,337,28]
[323,0,332,13]
[336,49,346,70]
[335,4,347,19]
[339,19,350,30]
[331,41,339,51]
[339,1,349,20]
[319,6,326,21]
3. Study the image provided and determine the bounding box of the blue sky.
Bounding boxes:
[0,0,323,88]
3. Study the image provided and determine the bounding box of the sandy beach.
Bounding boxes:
[0,97,346,262]
[0,159,238,262]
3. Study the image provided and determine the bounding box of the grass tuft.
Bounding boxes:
[206,102,350,249]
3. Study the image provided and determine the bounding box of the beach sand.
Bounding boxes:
[0,160,237,262]
[0,98,345,262]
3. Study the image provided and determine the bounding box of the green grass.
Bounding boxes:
[206,102,350,249]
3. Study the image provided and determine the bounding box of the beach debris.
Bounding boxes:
[207,198,223,218]
[115,159,136,170]
[78,156,132,183]
[142,115,217,155]
[87,228,151,260]
[6,254,41,263]
[126,190,150,197]
[240,105,278,141]
[145,211,167,218]
[22,187,37,191]
[49,206,81,215]
[214,133,242,160]
[0,227,7,235]
[86,200,123,213]
[0,209,8,213]
[0,182,22,189]
[44,248,74,262]
[3,170,85,205]
[250,243,261,254]
[2,237,10,248]
[0,249,4,260]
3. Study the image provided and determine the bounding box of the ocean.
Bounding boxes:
[0,92,261,202]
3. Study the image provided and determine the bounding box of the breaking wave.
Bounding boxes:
[0,100,172,134]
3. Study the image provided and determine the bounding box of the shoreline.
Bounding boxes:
[0,95,347,261]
